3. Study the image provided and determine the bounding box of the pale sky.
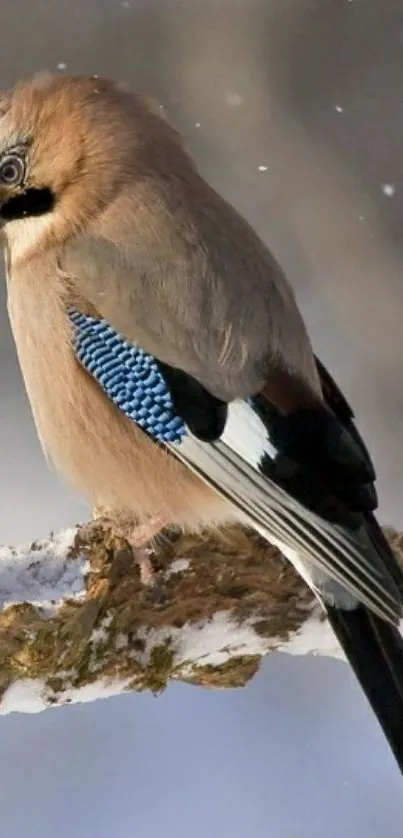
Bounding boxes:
[0,657,402,838]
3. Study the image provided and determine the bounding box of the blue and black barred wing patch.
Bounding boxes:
[69,307,402,625]
[69,309,186,444]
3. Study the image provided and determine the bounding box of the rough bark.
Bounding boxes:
[0,521,401,714]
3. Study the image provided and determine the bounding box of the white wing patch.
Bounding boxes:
[221,400,277,467]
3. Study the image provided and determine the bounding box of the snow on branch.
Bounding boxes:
[0,521,401,715]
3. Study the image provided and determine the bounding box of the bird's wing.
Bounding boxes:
[69,308,403,625]
[62,230,322,404]
[313,355,403,593]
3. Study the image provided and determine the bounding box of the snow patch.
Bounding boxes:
[59,678,132,707]
[278,610,345,661]
[115,633,129,650]
[136,612,272,670]
[279,612,403,662]
[0,528,89,615]
[138,607,348,670]
[0,679,48,714]
[90,614,114,645]
[0,676,131,715]
[176,613,270,666]
[166,558,191,577]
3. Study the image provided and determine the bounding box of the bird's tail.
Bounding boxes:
[325,603,403,773]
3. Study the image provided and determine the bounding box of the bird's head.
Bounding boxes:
[0,72,190,250]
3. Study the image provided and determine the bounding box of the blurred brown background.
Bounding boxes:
[1,0,403,530]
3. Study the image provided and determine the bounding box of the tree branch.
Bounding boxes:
[0,521,401,714]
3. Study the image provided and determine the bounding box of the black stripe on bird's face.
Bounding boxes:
[0,187,54,222]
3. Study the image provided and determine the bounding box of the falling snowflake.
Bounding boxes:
[382,183,396,197]
[226,92,243,107]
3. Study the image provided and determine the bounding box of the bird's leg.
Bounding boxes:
[122,516,166,585]
[87,510,166,585]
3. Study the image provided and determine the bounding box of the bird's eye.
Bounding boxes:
[0,154,25,186]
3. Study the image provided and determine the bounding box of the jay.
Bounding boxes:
[1,72,403,774]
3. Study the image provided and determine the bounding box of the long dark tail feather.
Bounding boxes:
[325,603,403,773]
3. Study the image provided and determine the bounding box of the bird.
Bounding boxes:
[1,72,403,774]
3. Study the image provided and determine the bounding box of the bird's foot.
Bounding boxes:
[85,513,166,586]
[129,544,155,586]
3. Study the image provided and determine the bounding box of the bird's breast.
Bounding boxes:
[6,261,231,528]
